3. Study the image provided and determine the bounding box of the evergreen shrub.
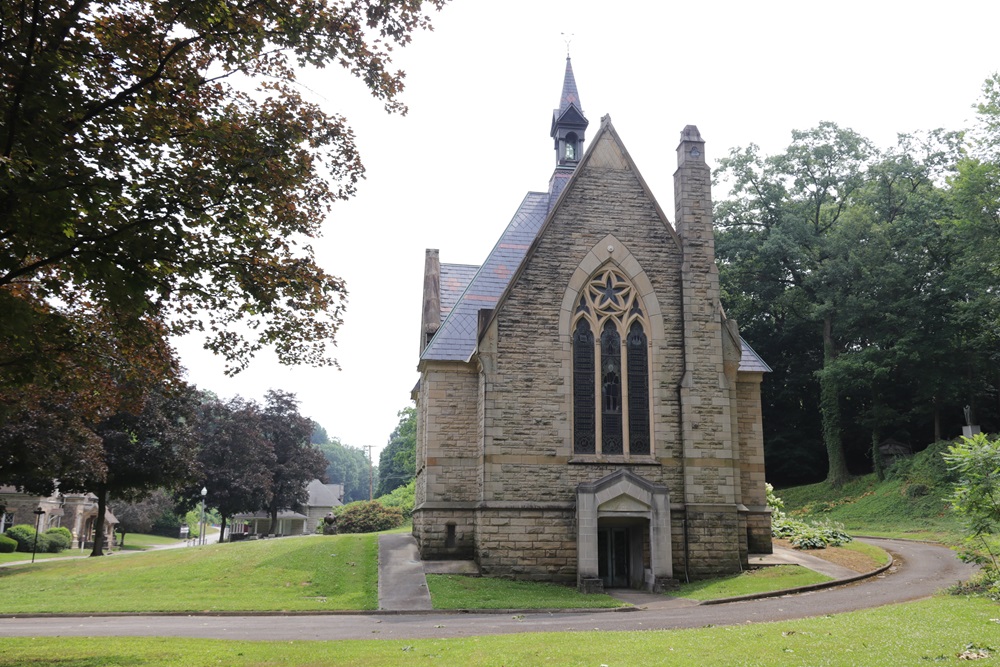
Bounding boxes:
[44,527,72,552]
[335,501,404,533]
[0,535,16,553]
[4,524,45,552]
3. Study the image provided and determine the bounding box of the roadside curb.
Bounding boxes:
[699,553,895,605]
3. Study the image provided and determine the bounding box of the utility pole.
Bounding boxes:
[363,445,374,500]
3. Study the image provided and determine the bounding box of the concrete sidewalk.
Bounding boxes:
[377,534,432,611]
[750,545,859,579]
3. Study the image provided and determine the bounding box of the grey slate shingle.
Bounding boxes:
[421,192,549,362]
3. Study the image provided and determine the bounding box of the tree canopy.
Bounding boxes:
[0,0,446,396]
[716,78,1000,486]
[318,438,372,503]
[177,395,276,541]
[259,390,327,533]
[376,406,415,497]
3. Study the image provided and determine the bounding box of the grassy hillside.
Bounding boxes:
[777,441,962,540]
[0,533,378,613]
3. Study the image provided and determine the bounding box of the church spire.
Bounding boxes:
[548,56,589,207]
[550,55,589,168]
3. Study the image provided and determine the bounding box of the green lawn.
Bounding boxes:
[117,532,184,550]
[0,596,997,666]
[426,574,625,609]
[844,539,892,565]
[676,564,832,600]
[0,534,377,612]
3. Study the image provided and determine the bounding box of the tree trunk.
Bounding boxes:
[872,426,885,482]
[89,486,108,557]
[219,515,228,543]
[267,504,279,535]
[821,314,850,487]
[933,396,941,443]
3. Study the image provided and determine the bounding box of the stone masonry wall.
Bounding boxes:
[673,127,737,509]
[736,373,767,508]
[475,507,577,583]
[736,372,772,553]
[683,504,744,577]
[414,362,480,557]
[412,508,476,560]
[417,362,480,504]
[483,130,687,509]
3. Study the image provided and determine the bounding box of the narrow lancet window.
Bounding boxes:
[573,319,596,454]
[601,321,623,455]
[627,321,650,455]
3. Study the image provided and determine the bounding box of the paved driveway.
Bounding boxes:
[0,539,976,640]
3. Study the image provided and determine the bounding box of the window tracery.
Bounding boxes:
[571,267,652,457]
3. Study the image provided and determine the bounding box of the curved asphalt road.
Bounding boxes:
[0,539,976,640]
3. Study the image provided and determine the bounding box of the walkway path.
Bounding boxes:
[0,539,976,640]
[377,534,432,611]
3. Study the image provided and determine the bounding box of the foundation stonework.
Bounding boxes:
[413,60,771,590]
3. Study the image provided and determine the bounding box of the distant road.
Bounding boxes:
[0,539,976,640]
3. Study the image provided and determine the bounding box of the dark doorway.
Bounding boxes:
[597,526,631,588]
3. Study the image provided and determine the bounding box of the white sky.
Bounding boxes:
[175,0,1000,456]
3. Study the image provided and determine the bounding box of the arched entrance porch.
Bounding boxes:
[576,469,672,593]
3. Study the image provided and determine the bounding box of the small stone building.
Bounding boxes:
[0,486,118,549]
[413,58,771,592]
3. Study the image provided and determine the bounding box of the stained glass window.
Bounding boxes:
[571,267,651,458]
[601,321,623,455]
[627,321,650,455]
[573,319,595,454]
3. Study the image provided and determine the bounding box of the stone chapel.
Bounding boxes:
[413,58,772,592]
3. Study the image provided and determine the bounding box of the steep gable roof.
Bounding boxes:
[420,115,770,373]
[440,263,478,322]
[420,192,549,362]
[484,116,680,330]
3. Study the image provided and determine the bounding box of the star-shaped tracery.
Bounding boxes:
[586,269,635,319]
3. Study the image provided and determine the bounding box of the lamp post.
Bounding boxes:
[200,487,207,546]
[31,506,45,564]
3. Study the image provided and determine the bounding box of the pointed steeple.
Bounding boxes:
[556,55,583,117]
[550,56,589,167]
[548,56,589,207]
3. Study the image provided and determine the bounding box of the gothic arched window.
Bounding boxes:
[571,268,652,457]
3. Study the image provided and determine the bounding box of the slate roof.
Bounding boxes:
[421,192,550,362]
[740,338,772,373]
[556,56,583,117]
[439,263,479,321]
[306,479,343,508]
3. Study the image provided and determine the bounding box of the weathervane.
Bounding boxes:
[561,32,574,56]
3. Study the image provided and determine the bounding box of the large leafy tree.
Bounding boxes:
[375,406,415,497]
[0,0,446,387]
[177,395,276,542]
[62,380,200,556]
[0,312,178,494]
[716,123,875,486]
[260,390,327,533]
[718,113,999,487]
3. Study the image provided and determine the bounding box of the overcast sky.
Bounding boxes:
[174,0,1000,457]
